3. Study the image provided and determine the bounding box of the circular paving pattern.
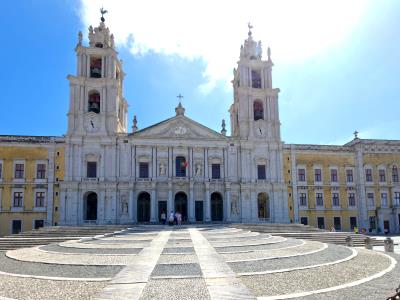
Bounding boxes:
[0,226,399,300]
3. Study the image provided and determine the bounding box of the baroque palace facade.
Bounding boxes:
[0,19,399,236]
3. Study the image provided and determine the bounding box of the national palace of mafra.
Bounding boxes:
[1,18,400,237]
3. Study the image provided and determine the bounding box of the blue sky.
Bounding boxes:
[1,0,400,145]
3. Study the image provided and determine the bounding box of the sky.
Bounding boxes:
[0,0,400,145]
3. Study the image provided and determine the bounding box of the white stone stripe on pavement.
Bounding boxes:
[95,230,171,300]
[189,228,256,300]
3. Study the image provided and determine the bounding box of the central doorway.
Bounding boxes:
[174,192,188,222]
[85,192,98,221]
[137,192,151,222]
[211,192,223,221]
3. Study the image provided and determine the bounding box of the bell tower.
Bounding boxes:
[229,24,280,142]
[66,11,128,137]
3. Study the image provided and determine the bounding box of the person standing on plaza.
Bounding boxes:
[161,211,166,225]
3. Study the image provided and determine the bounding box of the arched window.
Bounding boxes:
[176,156,186,177]
[88,91,100,113]
[90,57,102,78]
[393,166,399,183]
[253,100,264,121]
[251,70,261,88]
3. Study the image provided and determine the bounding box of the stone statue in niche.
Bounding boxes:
[195,164,202,176]
[120,195,128,214]
[231,194,239,215]
[159,163,166,176]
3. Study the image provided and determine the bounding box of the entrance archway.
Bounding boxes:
[257,192,270,219]
[137,192,151,222]
[211,192,223,221]
[174,192,188,222]
[85,192,98,221]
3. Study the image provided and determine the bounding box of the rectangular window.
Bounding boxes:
[316,193,324,206]
[34,220,44,230]
[298,168,305,182]
[392,167,399,183]
[394,192,400,207]
[15,163,24,179]
[330,169,338,182]
[317,217,325,229]
[333,217,341,231]
[379,169,386,182]
[35,192,45,207]
[365,168,373,182]
[139,162,149,178]
[300,217,308,225]
[332,193,340,207]
[87,162,97,178]
[367,192,375,206]
[348,193,356,207]
[381,193,388,207]
[175,157,186,177]
[299,193,307,206]
[36,164,46,179]
[314,169,321,182]
[346,169,353,182]
[350,217,357,230]
[13,192,23,207]
[257,165,266,180]
[212,164,221,179]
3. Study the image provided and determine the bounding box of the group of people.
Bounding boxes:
[160,211,183,226]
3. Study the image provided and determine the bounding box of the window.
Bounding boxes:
[211,164,221,179]
[317,217,325,229]
[87,162,97,178]
[299,193,307,206]
[392,166,399,183]
[367,192,375,206]
[365,168,373,182]
[348,193,356,207]
[88,91,100,113]
[346,169,353,182]
[314,169,321,182]
[394,192,400,207]
[300,217,308,225]
[330,169,338,182]
[334,217,341,231]
[298,168,305,182]
[332,193,340,207]
[253,100,264,120]
[13,192,23,207]
[257,165,266,180]
[139,162,149,178]
[90,57,102,78]
[34,220,44,230]
[15,163,24,179]
[36,164,46,179]
[35,192,45,207]
[251,70,261,88]
[379,169,386,182]
[350,217,357,230]
[175,156,186,177]
[381,193,388,208]
[316,193,324,206]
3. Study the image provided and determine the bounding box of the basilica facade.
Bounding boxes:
[0,19,399,236]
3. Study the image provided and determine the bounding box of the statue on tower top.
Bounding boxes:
[87,7,114,49]
[240,23,262,60]
[100,7,108,23]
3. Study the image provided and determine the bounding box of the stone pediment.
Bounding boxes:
[131,115,226,140]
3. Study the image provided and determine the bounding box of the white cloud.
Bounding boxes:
[79,0,369,93]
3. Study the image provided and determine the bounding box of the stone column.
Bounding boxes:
[128,190,134,221]
[150,184,157,222]
[205,182,210,221]
[189,181,195,222]
[225,184,231,221]
[132,189,137,223]
[167,181,173,213]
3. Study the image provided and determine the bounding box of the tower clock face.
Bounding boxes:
[84,114,100,132]
[255,124,264,136]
